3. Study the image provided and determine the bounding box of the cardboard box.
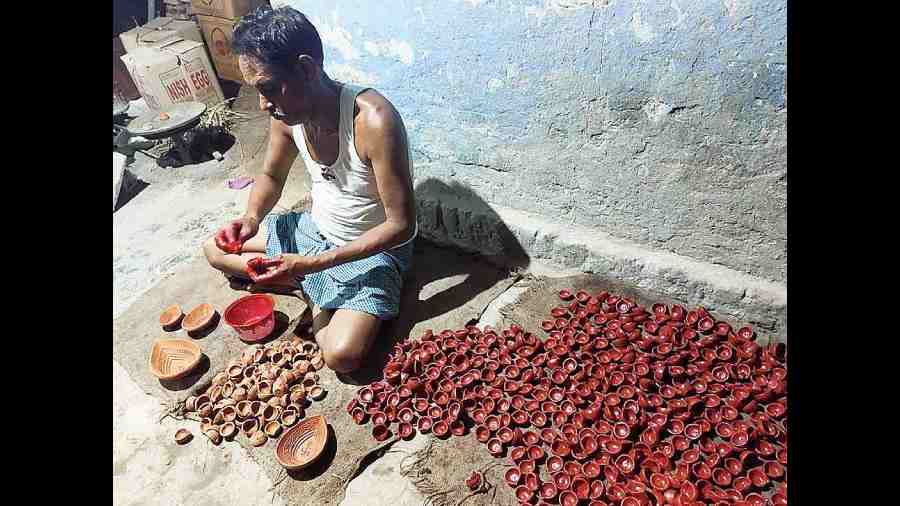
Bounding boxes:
[120,38,225,111]
[190,0,267,20]
[197,15,245,83]
[119,17,203,53]
[114,37,141,101]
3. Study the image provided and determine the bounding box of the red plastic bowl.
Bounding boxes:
[224,294,275,342]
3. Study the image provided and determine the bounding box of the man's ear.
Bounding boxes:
[297,55,319,82]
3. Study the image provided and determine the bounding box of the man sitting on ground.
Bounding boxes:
[203,5,417,375]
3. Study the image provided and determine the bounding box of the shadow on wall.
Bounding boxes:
[413,178,530,271]
[344,178,531,384]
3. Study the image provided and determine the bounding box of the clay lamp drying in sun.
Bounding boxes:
[397,422,414,440]
[558,490,579,506]
[486,438,503,456]
[553,472,572,491]
[174,428,193,445]
[159,304,184,330]
[182,303,217,334]
[518,459,536,475]
[372,424,391,441]
[433,420,451,439]
[519,472,539,492]
[509,446,528,463]
[571,477,590,500]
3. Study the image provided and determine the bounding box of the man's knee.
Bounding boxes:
[202,236,225,270]
[323,338,366,373]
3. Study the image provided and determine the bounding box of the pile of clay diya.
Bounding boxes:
[345,288,787,505]
[181,337,328,447]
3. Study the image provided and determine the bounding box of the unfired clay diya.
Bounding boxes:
[181,337,328,451]
[174,428,193,445]
[345,288,788,505]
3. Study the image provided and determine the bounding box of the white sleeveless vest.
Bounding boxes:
[292,83,416,247]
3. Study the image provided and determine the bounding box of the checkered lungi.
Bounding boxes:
[262,212,413,320]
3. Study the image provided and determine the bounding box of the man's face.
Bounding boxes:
[239,55,311,125]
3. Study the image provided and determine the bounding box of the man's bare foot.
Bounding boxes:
[225,274,303,298]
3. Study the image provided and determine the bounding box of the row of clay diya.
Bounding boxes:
[344,288,787,505]
[178,337,327,447]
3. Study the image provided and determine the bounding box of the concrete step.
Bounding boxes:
[416,194,787,340]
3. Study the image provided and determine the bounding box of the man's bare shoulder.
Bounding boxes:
[354,88,403,137]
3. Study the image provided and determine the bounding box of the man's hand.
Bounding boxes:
[245,254,325,285]
[214,216,259,254]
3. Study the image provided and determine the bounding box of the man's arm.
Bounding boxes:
[300,93,416,273]
[244,117,299,225]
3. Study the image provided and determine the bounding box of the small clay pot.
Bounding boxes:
[582,460,602,478]
[257,381,273,400]
[527,445,545,462]
[558,490,579,506]
[522,472,540,492]
[183,303,217,333]
[691,462,712,481]
[204,429,222,445]
[518,459,536,475]
[198,402,213,418]
[515,485,533,503]
[174,428,193,445]
[433,420,451,439]
[309,386,326,401]
[160,304,184,330]
[571,477,590,500]
[242,418,259,436]
[615,454,635,474]
[221,405,237,423]
[712,468,732,486]
[264,420,282,438]
[417,416,434,433]
[449,419,465,436]
[486,438,503,456]
[530,412,548,427]
[552,439,572,457]
[250,430,268,447]
[398,422,415,440]
[372,424,391,441]
[505,468,522,486]
[540,482,559,501]
[765,461,785,479]
[219,422,237,439]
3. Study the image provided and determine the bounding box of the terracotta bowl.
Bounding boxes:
[149,338,203,380]
[183,303,217,333]
[159,304,184,330]
[275,415,329,471]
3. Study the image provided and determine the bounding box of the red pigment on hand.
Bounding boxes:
[215,234,243,254]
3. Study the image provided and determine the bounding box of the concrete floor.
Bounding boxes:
[113,360,285,506]
[113,95,305,504]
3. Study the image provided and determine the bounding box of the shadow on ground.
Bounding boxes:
[339,179,530,385]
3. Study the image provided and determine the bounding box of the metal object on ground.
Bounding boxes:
[125,102,207,164]
[126,102,207,139]
[114,101,130,118]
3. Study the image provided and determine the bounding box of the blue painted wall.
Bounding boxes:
[273,0,787,283]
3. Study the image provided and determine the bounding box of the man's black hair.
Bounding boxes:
[232,5,324,77]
